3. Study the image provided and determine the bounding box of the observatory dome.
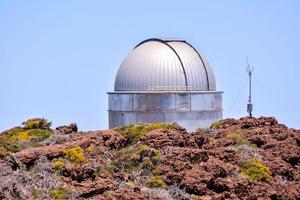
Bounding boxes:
[114,38,216,91]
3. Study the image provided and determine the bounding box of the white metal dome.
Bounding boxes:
[114,38,216,91]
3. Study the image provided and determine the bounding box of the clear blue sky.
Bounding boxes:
[1,0,299,131]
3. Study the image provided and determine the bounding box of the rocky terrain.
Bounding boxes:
[0,117,299,200]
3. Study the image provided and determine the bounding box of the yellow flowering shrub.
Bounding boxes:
[240,159,272,182]
[146,176,165,188]
[86,146,93,154]
[16,130,29,141]
[62,146,86,164]
[53,160,64,170]
[48,187,71,200]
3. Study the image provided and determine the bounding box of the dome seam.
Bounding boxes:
[183,41,210,90]
[135,38,189,91]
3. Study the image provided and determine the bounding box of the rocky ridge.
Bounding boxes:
[0,117,299,199]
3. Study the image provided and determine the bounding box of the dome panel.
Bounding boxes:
[167,41,212,90]
[114,38,216,91]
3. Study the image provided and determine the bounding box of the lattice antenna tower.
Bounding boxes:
[246,58,254,117]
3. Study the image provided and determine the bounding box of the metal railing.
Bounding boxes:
[147,86,190,91]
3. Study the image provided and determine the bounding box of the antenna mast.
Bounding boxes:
[246,59,253,117]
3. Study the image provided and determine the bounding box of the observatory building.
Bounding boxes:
[108,38,223,131]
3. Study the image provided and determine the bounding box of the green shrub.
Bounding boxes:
[0,128,52,155]
[210,119,225,129]
[93,146,106,154]
[114,123,180,145]
[48,187,71,200]
[62,146,86,164]
[31,188,41,199]
[0,130,21,155]
[0,146,11,158]
[11,129,53,142]
[112,144,160,173]
[142,157,151,164]
[27,129,53,141]
[240,159,272,182]
[146,176,165,188]
[152,168,161,176]
[0,118,53,156]
[102,165,114,174]
[0,135,20,150]
[22,118,52,130]
[227,131,255,147]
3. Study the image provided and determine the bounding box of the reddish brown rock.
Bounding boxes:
[138,129,188,148]
[55,123,78,134]
[70,177,118,198]
[11,130,125,165]
[61,161,102,181]
[138,129,210,149]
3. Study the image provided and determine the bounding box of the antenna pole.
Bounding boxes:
[246,59,253,117]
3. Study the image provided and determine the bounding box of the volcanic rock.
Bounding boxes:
[0,117,299,199]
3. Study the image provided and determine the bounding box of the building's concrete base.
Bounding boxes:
[108,91,223,132]
[109,110,222,132]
